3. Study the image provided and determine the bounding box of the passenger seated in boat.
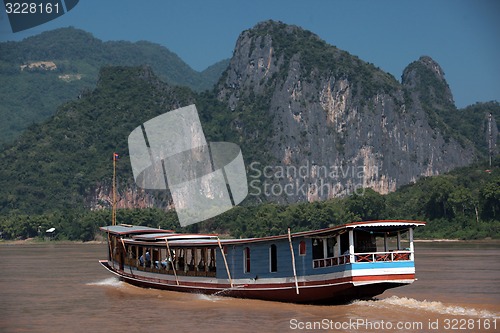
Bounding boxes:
[139,254,144,266]
[145,251,151,266]
[160,257,171,270]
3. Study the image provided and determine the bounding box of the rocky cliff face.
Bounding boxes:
[88,183,173,211]
[217,21,476,203]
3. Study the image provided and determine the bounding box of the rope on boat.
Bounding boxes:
[288,228,300,295]
[217,237,233,288]
[165,238,179,285]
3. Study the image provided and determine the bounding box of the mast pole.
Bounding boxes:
[112,152,117,226]
[489,113,493,168]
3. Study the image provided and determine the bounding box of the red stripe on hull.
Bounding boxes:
[353,274,415,282]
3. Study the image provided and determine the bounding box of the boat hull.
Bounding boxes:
[99,260,412,304]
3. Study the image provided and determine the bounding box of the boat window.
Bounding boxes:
[209,248,216,272]
[128,245,135,259]
[340,233,350,255]
[326,238,335,257]
[244,247,251,273]
[299,240,306,256]
[178,249,185,271]
[312,238,324,259]
[270,244,277,272]
[187,248,195,271]
[398,231,411,251]
[197,248,206,272]
[354,230,377,253]
[152,249,160,265]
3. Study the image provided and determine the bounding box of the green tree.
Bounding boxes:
[449,185,474,217]
[346,188,386,221]
[480,176,500,219]
[424,177,455,219]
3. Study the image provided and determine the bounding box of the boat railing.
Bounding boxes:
[313,255,350,268]
[312,250,412,268]
[354,250,412,263]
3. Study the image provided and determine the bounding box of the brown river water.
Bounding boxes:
[0,241,498,333]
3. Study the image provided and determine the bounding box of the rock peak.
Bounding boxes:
[402,55,454,106]
[250,20,300,33]
[417,55,446,81]
[241,19,322,45]
[402,55,448,86]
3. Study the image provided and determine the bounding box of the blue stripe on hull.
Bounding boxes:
[351,261,414,270]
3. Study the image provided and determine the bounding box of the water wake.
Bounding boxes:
[86,277,123,288]
[353,296,499,318]
[196,294,223,302]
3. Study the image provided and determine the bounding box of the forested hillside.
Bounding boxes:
[0,27,228,145]
[0,66,198,215]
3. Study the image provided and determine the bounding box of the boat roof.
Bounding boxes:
[99,224,174,235]
[100,220,425,247]
[132,233,218,241]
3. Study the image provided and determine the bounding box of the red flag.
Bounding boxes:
[113,153,119,161]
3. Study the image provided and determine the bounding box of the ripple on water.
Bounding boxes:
[352,296,500,318]
[86,277,124,288]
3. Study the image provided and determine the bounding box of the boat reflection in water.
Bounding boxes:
[100,220,425,304]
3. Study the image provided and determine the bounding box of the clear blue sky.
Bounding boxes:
[1,0,498,108]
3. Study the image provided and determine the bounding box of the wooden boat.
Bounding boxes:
[99,219,425,303]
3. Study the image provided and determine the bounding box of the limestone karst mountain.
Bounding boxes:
[1,20,497,215]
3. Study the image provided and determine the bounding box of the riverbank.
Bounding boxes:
[414,238,499,243]
[0,238,106,245]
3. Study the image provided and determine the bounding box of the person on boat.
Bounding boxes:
[160,256,171,270]
[138,251,151,267]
